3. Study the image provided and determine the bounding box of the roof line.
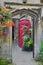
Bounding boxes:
[4,2,43,6]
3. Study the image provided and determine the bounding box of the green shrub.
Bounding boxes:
[35,40,43,65]
[0,58,13,65]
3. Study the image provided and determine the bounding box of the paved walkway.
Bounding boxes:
[12,44,38,65]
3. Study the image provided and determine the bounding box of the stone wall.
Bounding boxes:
[0,0,40,6]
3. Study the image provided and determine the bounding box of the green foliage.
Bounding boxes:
[23,34,30,42]
[23,34,33,48]
[38,62,43,65]
[0,6,10,22]
[35,40,43,65]
[3,13,10,18]
[0,58,13,65]
[39,40,43,56]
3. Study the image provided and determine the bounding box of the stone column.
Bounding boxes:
[9,27,12,60]
[34,18,42,57]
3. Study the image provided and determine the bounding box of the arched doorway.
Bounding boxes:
[11,8,39,58]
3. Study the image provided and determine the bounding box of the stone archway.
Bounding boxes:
[11,9,39,17]
[11,8,39,58]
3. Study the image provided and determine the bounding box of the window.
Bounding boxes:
[40,0,43,3]
[23,0,27,3]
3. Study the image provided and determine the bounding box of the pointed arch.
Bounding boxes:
[11,9,39,18]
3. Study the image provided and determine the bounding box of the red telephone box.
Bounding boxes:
[18,19,31,47]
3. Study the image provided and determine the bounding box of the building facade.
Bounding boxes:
[0,0,43,57]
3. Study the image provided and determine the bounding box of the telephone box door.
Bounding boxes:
[18,19,31,47]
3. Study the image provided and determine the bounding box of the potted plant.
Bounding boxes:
[22,34,33,51]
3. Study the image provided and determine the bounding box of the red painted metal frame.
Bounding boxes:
[18,19,31,47]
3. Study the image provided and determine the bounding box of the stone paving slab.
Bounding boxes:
[12,45,38,65]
